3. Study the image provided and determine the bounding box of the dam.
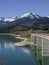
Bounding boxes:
[31,33,49,65]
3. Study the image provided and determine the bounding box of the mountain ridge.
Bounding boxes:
[0,13,41,22]
[0,12,49,32]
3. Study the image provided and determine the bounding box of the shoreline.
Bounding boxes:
[14,37,33,46]
[0,33,33,46]
[14,36,33,46]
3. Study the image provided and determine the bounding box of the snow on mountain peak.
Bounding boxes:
[20,13,35,19]
[35,14,41,18]
[0,13,41,22]
[0,17,17,22]
[47,16,49,18]
[20,13,31,18]
[4,17,16,22]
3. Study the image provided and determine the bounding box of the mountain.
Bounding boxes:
[0,16,17,22]
[0,13,38,28]
[0,13,40,22]
[0,13,49,32]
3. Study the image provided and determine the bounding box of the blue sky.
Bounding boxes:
[0,0,49,17]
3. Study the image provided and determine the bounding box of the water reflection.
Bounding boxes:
[20,47,30,55]
[0,35,23,49]
[0,42,15,49]
[0,35,36,65]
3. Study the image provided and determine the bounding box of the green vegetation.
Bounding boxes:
[0,28,49,39]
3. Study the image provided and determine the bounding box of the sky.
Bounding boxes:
[0,0,49,17]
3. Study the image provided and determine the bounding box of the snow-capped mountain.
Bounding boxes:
[20,13,41,19]
[47,16,49,18]
[20,13,35,18]
[35,14,41,18]
[0,16,17,22]
[0,12,49,32]
[4,17,16,22]
[0,13,41,22]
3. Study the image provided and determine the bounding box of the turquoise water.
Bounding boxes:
[0,35,36,65]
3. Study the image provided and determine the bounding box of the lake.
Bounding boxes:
[0,35,36,65]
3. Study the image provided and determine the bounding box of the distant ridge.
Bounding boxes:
[0,12,49,32]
